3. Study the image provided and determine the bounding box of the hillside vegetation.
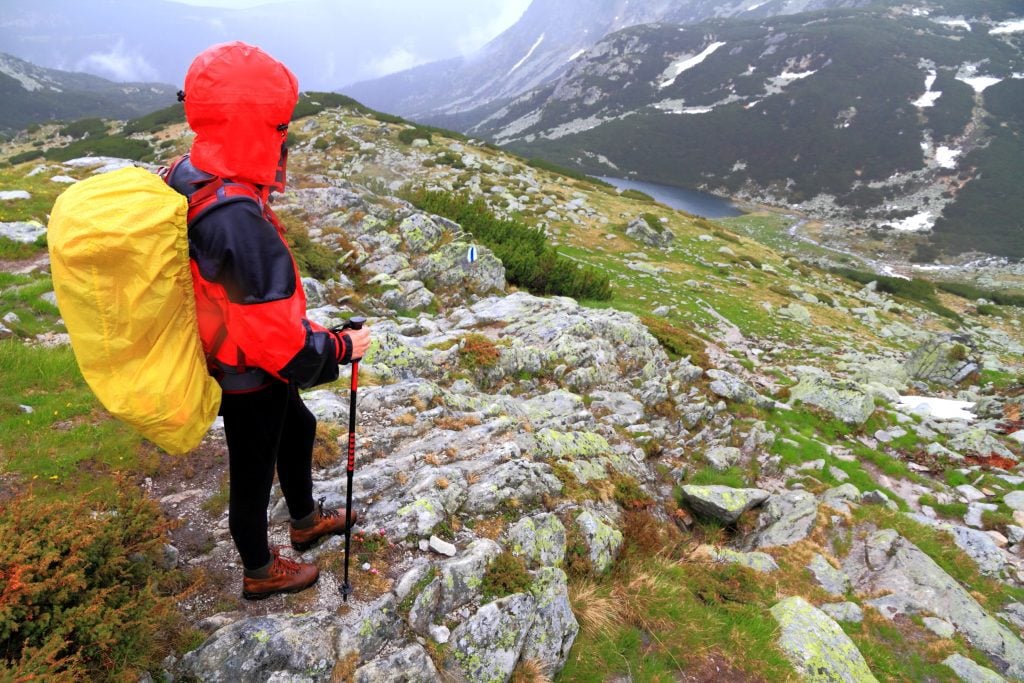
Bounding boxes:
[3,97,1024,681]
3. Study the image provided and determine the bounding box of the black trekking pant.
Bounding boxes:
[220,381,316,570]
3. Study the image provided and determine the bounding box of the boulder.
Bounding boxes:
[522,567,579,674]
[807,554,851,596]
[355,644,440,683]
[573,509,623,574]
[447,593,536,683]
[749,491,819,549]
[770,596,878,682]
[943,654,1007,683]
[506,514,567,568]
[681,485,770,525]
[625,215,674,247]
[790,371,875,425]
[843,529,1024,678]
[905,334,980,387]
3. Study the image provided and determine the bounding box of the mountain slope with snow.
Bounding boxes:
[461,5,1024,259]
[0,53,175,132]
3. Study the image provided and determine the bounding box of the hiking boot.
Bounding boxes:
[290,497,359,551]
[241,547,319,600]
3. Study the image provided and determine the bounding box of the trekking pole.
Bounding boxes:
[340,316,366,602]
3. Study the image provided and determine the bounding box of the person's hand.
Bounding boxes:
[342,326,371,362]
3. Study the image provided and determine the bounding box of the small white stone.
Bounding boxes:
[361,562,372,572]
[428,535,457,557]
[986,530,1009,548]
[0,190,31,201]
[428,624,451,644]
[418,539,430,552]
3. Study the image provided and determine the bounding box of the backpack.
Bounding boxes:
[48,166,221,455]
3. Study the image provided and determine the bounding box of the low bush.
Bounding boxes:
[404,188,612,301]
[123,104,186,135]
[59,118,107,140]
[480,552,531,602]
[0,489,186,679]
[397,127,432,145]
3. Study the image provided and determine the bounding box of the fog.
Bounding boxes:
[0,0,532,90]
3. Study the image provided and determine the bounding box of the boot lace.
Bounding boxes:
[316,496,341,521]
[269,547,304,576]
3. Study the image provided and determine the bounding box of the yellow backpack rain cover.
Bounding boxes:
[48,166,221,454]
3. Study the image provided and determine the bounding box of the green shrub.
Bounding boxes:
[0,490,185,679]
[44,137,152,162]
[123,104,185,135]
[397,127,432,145]
[621,188,655,202]
[59,118,107,140]
[480,552,532,602]
[434,151,466,168]
[8,150,44,165]
[830,267,960,321]
[976,303,999,316]
[403,188,612,301]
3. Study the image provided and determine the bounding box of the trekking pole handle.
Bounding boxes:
[341,316,366,331]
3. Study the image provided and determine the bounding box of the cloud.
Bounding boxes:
[365,47,429,77]
[75,39,159,82]
[456,0,531,55]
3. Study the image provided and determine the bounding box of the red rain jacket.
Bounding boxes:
[169,42,351,393]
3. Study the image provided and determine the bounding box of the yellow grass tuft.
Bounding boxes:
[569,580,625,639]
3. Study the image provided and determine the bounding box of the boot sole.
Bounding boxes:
[242,573,319,601]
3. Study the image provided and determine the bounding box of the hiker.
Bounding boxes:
[165,41,370,600]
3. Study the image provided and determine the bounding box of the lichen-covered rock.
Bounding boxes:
[362,331,437,381]
[574,509,623,574]
[807,554,851,596]
[705,446,742,471]
[705,546,779,573]
[534,429,611,459]
[820,602,863,624]
[506,513,567,568]
[178,611,343,682]
[770,596,878,682]
[461,460,563,515]
[414,241,505,300]
[398,213,445,253]
[706,369,775,408]
[355,644,441,683]
[408,540,502,635]
[789,371,875,425]
[625,215,674,247]
[681,485,770,525]
[943,653,1007,683]
[820,484,862,515]
[749,491,819,549]
[843,529,1024,678]
[447,593,537,683]
[906,334,980,387]
[522,567,579,674]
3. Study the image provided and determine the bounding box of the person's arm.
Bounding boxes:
[190,201,359,388]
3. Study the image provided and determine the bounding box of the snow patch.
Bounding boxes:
[898,396,976,421]
[991,19,1024,35]
[959,75,1002,92]
[568,49,586,62]
[889,211,934,232]
[657,41,726,89]
[509,34,545,76]
[934,17,971,31]
[913,69,942,108]
[653,99,714,114]
[935,146,961,169]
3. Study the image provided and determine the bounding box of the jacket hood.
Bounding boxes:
[183,42,298,187]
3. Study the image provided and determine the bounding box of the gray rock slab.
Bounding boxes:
[771,596,878,682]
[681,485,770,525]
[843,528,1024,678]
[355,644,440,683]
[808,554,851,596]
[943,653,1007,683]
[447,593,536,683]
[820,601,864,624]
[750,490,819,549]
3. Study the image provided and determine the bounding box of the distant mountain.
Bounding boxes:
[343,0,877,119]
[0,53,176,132]
[461,5,1024,258]
[0,0,524,93]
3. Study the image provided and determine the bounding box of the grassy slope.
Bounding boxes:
[2,104,1024,680]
